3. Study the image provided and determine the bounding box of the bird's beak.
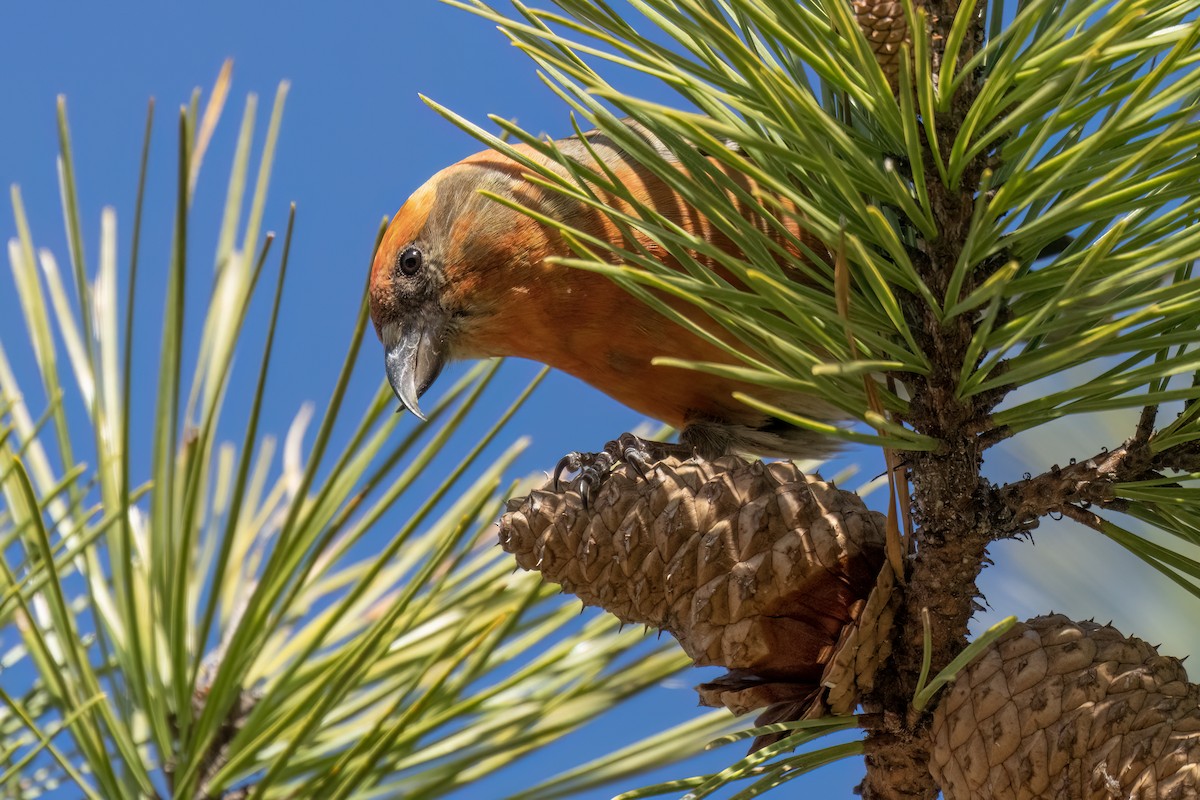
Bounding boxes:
[382,312,447,421]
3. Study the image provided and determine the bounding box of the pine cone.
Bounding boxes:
[499,456,891,731]
[930,614,1200,799]
[852,0,913,88]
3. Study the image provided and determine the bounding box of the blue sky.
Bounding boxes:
[4,3,1197,799]
[0,3,866,797]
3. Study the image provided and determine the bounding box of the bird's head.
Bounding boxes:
[369,151,572,419]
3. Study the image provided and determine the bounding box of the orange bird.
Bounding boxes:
[369,121,843,476]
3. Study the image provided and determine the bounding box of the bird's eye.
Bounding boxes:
[398,246,423,277]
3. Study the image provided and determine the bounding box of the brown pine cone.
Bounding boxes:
[852,0,913,88]
[930,614,1200,799]
[499,456,891,733]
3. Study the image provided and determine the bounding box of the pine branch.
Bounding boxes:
[998,441,1149,526]
[419,0,1200,796]
[997,423,1200,533]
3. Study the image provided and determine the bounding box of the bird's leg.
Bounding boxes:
[553,432,695,508]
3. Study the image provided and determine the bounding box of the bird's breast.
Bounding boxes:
[499,287,761,430]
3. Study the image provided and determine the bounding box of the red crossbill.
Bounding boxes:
[368,121,843,468]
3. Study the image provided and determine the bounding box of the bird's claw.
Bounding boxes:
[553,433,660,509]
[552,452,583,492]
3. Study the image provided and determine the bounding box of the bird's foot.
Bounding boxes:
[553,433,694,508]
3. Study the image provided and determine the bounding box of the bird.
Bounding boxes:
[368,120,845,490]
